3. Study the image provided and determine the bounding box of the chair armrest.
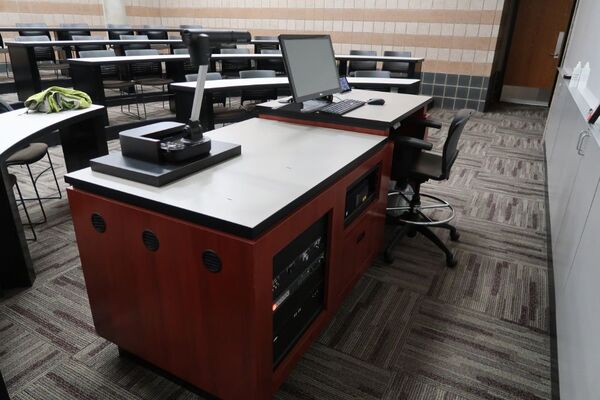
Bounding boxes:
[391,135,433,151]
[0,100,14,113]
[414,118,442,130]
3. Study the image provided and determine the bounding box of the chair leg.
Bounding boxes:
[13,179,37,241]
[384,224,410,263]
[140,85,147,119]
[26,164,47,224]
[437,222,460,241]
[46,151,62,200]
[416,226,457,267]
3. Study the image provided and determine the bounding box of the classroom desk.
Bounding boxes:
[0,105,108,294]
[65,117,392,399]
[171,78,422,130]
[7,40,184,101]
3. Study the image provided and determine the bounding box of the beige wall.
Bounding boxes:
[125,0,505,77]
[0,0,106,39]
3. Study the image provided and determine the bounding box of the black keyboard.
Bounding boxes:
[319,99,365,115]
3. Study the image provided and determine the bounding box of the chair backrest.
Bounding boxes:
[16,23,50,38]
[440,109,474,178]
[141,25,168,40]
[239,69,276,79]
[73,35,106,53]
[260,49,281,54]
[108,25,134,40]
[220,48,250,54]
[349,50,377,71]
[173,48,188,55]
[120,34,150,50]
[125,49,162,77]
[254,36,277,40]
[186,72,222,82]
[79,49,120,77]
[57,23,90,40]
[180,24,202,29]
[382,50,411,73]
[354,70,391,78]
[15,35,54,62]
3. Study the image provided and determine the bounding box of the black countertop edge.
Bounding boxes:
[65,140,387,241]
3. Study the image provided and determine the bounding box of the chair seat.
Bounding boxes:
[38,63,70,71]
[6,143,49,165]
[135,77,173,86]
[412,151,443,181]
[103,79,135,89]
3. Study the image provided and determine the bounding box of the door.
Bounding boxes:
[501,0,576,105]
[557,169,600,399]
[553,132,600,297]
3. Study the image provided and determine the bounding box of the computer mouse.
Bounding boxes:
[367,98,385,105]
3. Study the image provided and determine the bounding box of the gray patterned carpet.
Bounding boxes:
[0,103,552,399]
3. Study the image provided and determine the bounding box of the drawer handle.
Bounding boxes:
[356,231,366,244]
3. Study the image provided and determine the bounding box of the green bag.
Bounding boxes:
[25,86,92,113]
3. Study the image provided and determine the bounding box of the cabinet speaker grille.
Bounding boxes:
[142,230,159,252]
[91,213,106,233]
[202,250,222,273]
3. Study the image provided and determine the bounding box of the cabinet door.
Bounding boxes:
[548,98,587,249]
[557,174,600,400]
[553,135,600,296]
[543,78,569,159]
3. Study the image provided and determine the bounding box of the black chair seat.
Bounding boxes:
[412,151,444,181]
[103,80,135,89]
[135,77,173,86]
[6,143,48,165]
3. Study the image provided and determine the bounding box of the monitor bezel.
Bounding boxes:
[278,34,341,103]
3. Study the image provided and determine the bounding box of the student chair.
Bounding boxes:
[14,35,69,78]
[348,50,377,76]
[385,109,474,267]
[382,50,412,78]
[239,70,277,105]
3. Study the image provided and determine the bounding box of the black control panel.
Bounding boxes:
[272,215,328,367]
[344,164,381,225]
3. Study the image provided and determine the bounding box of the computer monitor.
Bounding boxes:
[279,35,341,103]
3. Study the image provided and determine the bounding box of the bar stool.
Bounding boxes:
[5,143,62,226]
[8,173,37,241]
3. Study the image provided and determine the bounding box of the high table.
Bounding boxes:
[0,105,108,294]
[63,90,431,398]
[65,118,392,399]
[171,77,422,130]
[7,40,184,101]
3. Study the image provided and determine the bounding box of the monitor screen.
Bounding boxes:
[279,35,341,103]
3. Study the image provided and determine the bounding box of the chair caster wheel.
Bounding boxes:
[446,256,458,268]
[450,231,460,241]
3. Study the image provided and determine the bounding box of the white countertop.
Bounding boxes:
[65,118,386,235]
[170,77,420,91]
[259,89,432,125]
[0,105,104,156]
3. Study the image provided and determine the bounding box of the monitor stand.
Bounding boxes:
[299,95,334,113]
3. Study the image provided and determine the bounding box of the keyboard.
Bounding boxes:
[319,99,365,115]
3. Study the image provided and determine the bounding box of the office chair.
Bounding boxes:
[385,109,474,267]
[16,23,51,38]
[56,23,92,59]
[185,72,227,107]
[382,50,412,78]
[141,25,168,40]
[253,35,279,53]
[108,24,134,40]
[354,70,391,92]
[79,49,141,119]
[220,48,252,77]
[14,35,69,78]
[348,50,377,76]
[173,48,197,75]
[1,100,63,238]
[257,49,285,75]
[72,35,107,54]
[125,48,174,118]
[119,34,151,51]
[239,70,277,105]
[0,34,9,77]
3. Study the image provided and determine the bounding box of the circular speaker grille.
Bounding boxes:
[202,250,221,273]
[142,230,159,252]
[91,213,106,233]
